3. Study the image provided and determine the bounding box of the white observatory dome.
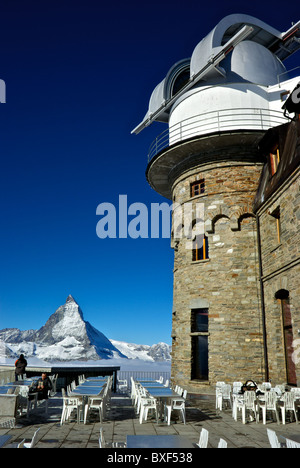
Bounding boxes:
[229,41,285,86]
[132,14,300,140]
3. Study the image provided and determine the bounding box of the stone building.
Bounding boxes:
[254,118,300,387]
[132,14,300,393]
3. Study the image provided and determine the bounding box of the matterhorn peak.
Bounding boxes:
[66,294,78,304]
[12,296,126,361]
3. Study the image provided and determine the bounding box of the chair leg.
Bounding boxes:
[99,404,103,423]
[167,407,171,425]
[261,407,266,425]
[164,405,171,425]
[139,406,144,424]
[84,404,89,424]
[60,407,66,425]
[281,407,285,425]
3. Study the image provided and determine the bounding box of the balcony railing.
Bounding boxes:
[147,108,289,163]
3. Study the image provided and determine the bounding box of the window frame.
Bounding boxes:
[190,179,205,198]
[269,145,280,176]
[192,235,209,262]
[191,308,209,381]
[269,206,281,244]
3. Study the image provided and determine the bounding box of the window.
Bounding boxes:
[190,179,205,197]
[191,308,208,333]
[270,145,280,176]
[192,235,209,261]
[269,206,281,244]
[191,309,209,381]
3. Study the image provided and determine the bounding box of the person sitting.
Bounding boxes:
[29,373,52,401]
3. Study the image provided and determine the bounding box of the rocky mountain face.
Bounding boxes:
[0,295,171,363]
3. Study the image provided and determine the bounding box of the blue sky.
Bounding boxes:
[0,0,299,345]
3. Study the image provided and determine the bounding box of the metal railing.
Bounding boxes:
[118,370,171,390]
[147,108,289,163]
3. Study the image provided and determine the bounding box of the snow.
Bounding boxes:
[0,355,171,374]
[0,295,172,366]
[110,340,155,361]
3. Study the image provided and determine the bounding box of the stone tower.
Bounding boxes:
[132,14,300,393]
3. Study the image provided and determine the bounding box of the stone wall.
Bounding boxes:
[171,160,266,393]
[257,168,300,385]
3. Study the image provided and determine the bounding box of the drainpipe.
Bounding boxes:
[256,213,269,382]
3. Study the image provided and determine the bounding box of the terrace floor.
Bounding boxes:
[1,392,299,448]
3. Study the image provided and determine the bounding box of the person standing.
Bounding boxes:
[14,354,27,381]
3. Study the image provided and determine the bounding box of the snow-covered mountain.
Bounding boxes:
[0,295,171,363]
[110,340,171,362]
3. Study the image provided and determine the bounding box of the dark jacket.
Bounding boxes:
[36,377,52,399]
[15,357,27,375]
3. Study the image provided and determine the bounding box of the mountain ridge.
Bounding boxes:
[0,295,171,363]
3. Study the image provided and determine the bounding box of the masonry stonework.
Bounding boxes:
[256,168,300,386]
[170,156,266,393]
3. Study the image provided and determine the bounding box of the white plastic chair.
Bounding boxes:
[49,374,58,396]
[274,385,284,397]
[216,384,231,411]
[139,397,158,424]
[197,428,209,448]
[164,380,170,387]
[18,428,41,448]
[164,398,186,425]
[232,382,243,394]
[26,392,38,418]
[267,429,282,448]
[291,387,300,399]
[216,382,225,410]
[279,392,299,425]
[60,388,83,425]
[131,378,137,403]
[78,375,85,384]
[99,427,126,448]
[232,393,244,421]
[261,382,272,391]
[118,379,128,394]
[84,382,111,424]
[218,438,227,448]
[241,391,259,424]
[286,438,300,448]
[136,386,148,414]
[84,394,106,424]
[259,391,280,425]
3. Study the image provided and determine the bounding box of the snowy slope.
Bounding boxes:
[111,340,171,362]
